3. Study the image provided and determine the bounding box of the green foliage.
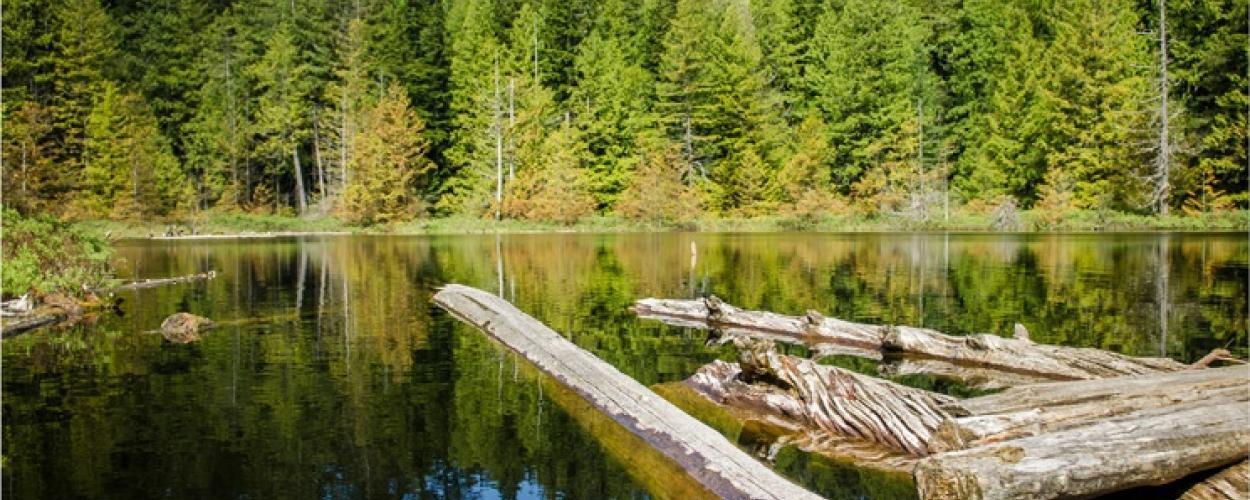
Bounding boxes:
[78,82,187,219]
[0,209,112,297]
[341,84,433,225]
[1,0,1245,222]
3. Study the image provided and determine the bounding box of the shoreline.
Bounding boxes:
[73,209,1249,240]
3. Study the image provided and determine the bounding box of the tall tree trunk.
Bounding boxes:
[312,106,327,203]
[293,145,308,214]
[340,89,350,193]
[508,77,515,182]
[494,54,503,220]
[1154,0,1171,215]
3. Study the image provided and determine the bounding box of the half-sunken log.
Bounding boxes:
[913,399,1250,500]
[633,296,1189,387]
[106,270,218,292]
[433,285,820,500]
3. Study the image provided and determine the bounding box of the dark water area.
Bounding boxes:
[3,232,1247,499]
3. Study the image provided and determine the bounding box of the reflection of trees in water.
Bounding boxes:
[3,234,1245,499]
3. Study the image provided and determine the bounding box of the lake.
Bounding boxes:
[3,232,1246,499]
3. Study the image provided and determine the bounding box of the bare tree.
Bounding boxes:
[1152,0,1172,215]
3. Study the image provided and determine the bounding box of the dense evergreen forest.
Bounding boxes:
[2,0,1246,225]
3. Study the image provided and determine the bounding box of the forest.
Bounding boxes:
[2,0,1246,226]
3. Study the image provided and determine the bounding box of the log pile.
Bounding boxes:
[441,288,1248,499]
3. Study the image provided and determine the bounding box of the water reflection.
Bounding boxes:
[3,232,1246,499]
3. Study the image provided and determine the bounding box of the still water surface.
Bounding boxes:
[3,232,1246,499]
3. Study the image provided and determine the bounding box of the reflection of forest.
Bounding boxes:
[2,233,1245,499]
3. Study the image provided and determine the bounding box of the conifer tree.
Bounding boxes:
[441,0,503,215]
[251,24,314,213]
[48,0,119,181]
[342,84,433,224]
[1037,0,1151,209]
[805,0,931,190]
[80,82,185,218]
[570,0,656,208]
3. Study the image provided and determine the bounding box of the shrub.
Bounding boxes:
[1,209,113,298]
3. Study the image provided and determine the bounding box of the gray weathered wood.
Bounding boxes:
[914,399,1250,500]
[634,297,1191,387]
[434,284,820,500]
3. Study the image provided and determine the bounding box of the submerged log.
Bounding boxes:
[1181,460,1249,500]
[108,271,218,292]
[0,313,64,338]
[433,284,820,500]
[634,297,1192,387]
[914,399,1250,500]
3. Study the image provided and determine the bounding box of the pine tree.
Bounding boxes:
[946,0,1048,203]
[79,82,186,218]
[48,0,119,190]
[502,122,595,223]
[185,10,254,209]
[570,0,656,209]
[805,0,931,190]
[1037,0,1151,209]
[440,0,502,215]
[616,142,702,223]
[342,84,434,224]
[1,102,56,213]
[250,24,314,213]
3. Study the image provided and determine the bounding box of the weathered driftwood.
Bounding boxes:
[433,284,820,500]
[634,297,1192,387]
[1,313,64,338]
[107,271,218,292]
[634,297,885,360]
[1181,460,1249,500]
[930,365,1250,452]
[682,341,1249,499]
[734,337,959,456]
[914,399,1250,500]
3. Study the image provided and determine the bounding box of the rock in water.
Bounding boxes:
[160,313,214,344]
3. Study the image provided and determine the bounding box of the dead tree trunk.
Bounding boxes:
[914,399,1249,500]
[634,297,1191,388]
[433,285,821,500]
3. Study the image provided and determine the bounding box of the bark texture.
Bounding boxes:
[914,400,1249,500]
[1181,460,1249,500]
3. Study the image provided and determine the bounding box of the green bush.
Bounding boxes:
[1,209,113,298]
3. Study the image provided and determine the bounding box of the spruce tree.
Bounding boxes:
[342,84,433,224]
[441,0,503,215]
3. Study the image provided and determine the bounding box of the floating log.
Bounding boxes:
[433,284,820,500]
[1180,460,1249,500]
[107,271,218,292]
[633,297,1191,387]
[634,297,885,360]
[930,365,1250,452]
[913,399,1249,500]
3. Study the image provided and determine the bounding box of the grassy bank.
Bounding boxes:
[76,209,1248,239]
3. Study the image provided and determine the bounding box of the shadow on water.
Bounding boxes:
[3,232,1246,498]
